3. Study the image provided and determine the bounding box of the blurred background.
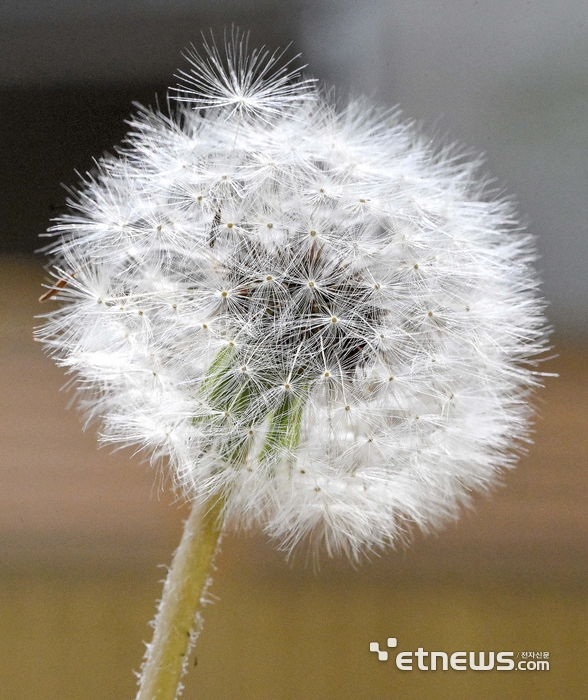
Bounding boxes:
[1,1,587,698]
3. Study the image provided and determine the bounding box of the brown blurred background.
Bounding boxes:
[2,2,588,698]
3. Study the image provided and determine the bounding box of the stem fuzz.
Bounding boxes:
[136,494,225,700]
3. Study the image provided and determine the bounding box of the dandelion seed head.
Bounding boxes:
[38,31,549,560]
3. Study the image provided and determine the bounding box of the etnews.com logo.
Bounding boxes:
[369,638,550,671]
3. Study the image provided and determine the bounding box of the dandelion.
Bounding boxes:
[38,29,548,700]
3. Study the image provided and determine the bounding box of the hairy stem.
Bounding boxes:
[136,494,225,700]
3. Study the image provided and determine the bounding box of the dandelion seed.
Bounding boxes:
[174,27,316,120]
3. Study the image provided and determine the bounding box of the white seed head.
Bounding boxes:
[38,32,548,560]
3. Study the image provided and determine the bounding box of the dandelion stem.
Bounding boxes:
[136,493,225,700]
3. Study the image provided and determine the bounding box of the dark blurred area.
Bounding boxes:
[1,84,165,253]
[2,3,587,699]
